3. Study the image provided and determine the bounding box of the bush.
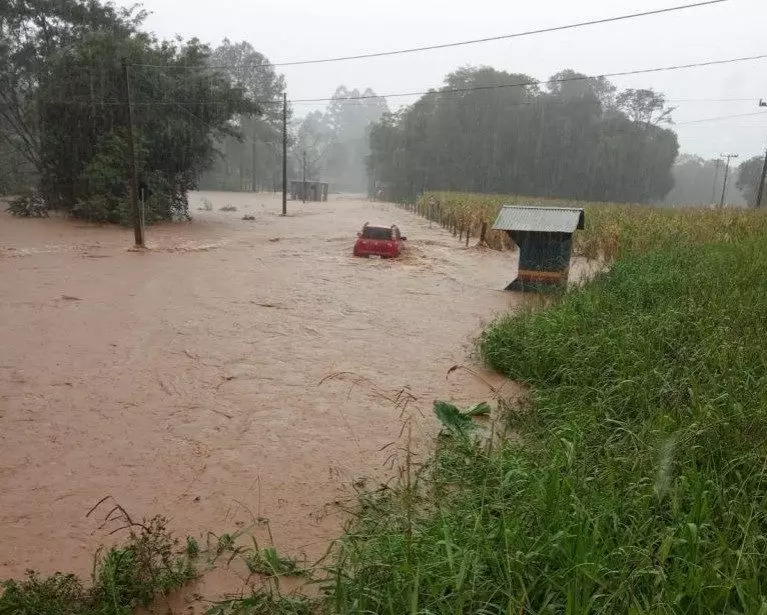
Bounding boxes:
[6,192,49,218]
[0,516,195,615]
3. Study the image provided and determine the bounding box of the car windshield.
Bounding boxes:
[361,226,393,240]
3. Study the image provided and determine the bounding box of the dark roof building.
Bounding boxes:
[492,205,585,291]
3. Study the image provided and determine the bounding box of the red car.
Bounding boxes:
[353,223,407,258]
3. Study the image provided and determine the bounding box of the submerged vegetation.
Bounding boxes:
[0,515,194,615]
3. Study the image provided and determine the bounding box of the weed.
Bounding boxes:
[205,592,315,615]
[244,547,304,578]
[0,572,86,615]
[0,513,196,615]
[186,536,200,559]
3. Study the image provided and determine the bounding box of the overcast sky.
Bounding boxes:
[122,0,766,160]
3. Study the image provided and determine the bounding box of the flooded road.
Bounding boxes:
[0,192,525,595]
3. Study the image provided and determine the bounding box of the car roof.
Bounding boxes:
[362,223,398,230]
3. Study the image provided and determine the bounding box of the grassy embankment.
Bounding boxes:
[323,194,767,613]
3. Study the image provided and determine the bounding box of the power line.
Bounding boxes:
[674,110,767,125]
[285,53,767,103]
[133,0,727,70]
[11,54,767,112]
[666,97,762,103]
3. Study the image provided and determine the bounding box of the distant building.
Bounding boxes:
[290,180,328,202]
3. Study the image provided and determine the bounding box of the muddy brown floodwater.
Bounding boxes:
[0,192,557,607]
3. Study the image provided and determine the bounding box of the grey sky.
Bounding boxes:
[125,0,767,160]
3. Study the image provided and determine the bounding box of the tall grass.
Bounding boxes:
[324,239,767,613]
[406,191,767,260]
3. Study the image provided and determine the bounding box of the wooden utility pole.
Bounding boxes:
[719,153,738,208]
[251,122,257,192]
[756,100,767,208]
[281,92,287,216]
[711,158,721,205]
[122,60,145,247]
[756,148,767,209]
[302,148,306,203]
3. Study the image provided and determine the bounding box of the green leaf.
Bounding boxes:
[434,401,475,432]
[463,402,491,416]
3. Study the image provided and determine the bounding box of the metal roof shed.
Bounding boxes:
[492,205,585,291]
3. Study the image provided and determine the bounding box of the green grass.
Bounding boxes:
[0,516,195,615]
[322,239,767,613]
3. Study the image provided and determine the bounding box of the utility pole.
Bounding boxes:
[251,121,257,193]
[302,148,306,203]
[756,99,767,208]
[122,60,145,248]
[719,153,738,208]
[281,92,287,216]
[756,147,767,209]
[711,158,721,205]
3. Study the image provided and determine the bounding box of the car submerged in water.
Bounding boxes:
[353,223,407,259]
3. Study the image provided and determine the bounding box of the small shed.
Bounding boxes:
[492,205,585,291]
[290,180,329,202]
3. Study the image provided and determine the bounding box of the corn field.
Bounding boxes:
[400,191,767,261]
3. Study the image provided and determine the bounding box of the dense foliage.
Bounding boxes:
[0,0,142,178]
[197,39,287,193]
[327,237,767,614]
[368,67,679,204]
[2,0,258,222]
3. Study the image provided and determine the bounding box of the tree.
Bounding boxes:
[198,40,287,192]
[35,31,257,222]
[2,1,258,221]
[292,110,333,182]
[0,138,36,195]
[0,0,143,176]
[736,155,766,207]
[615,88,674,125]
[289,85,387,193]
[367,66,679,204]
[322,86,388,192]
[662,155,745,207]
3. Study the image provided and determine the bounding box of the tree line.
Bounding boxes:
[368,66,683,204]
[2,0,762,221]
[367,67,764,207]
[1,0,257,222]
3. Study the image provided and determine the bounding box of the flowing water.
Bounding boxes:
[1,192,590,605]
